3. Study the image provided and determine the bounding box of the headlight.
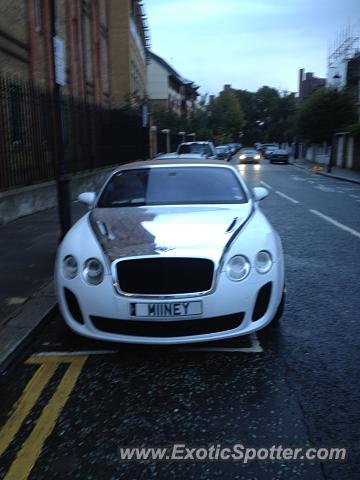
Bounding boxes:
[239,154,246,160]
[254,154,260,160]
[226,255,250,281]
[63,255,78,279]
[83,258,104,285]
[255,251,273,274]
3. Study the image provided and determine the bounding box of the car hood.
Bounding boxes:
[89,204,252,264]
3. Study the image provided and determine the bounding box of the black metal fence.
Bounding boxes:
[0,75,149,191]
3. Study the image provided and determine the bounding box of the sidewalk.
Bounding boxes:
[0,202,87,371]
[291,158,360,185]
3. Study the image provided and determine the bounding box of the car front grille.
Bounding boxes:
[116,257,214,295]
[90,313,244,337]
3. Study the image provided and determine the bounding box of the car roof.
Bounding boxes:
[178,141,212,145]
[112,158,234,173]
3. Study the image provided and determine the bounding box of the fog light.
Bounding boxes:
[63,255,78,279]
[255,251,272,274]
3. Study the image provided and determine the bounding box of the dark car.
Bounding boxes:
[263,146,278,159]
[269,149,289,164]
[216,145,232,161]
[228,143,241,155]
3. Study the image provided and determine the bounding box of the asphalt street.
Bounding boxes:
[1,159,360,479]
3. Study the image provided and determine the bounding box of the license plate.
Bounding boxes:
[131,301,202,317]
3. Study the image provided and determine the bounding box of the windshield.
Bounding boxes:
[97,167,247,207]
[178,144,212,155]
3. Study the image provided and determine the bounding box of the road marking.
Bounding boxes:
[1,355,87,480]
[350,194,360,199]
[176,333,263,353]
[291,175,307,182]
[260,181,273,190]
[314,185,335,193]
[309,209,360,239]
[275,191,300,204]
[33,350,119,357]
[0,363,58,457]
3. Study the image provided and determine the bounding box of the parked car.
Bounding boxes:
[263,146,278,159]
[259,143,277,157]
[216,145,232,161]
[228,143,242,155]
[269,149,289,164]
[176,141,218,159]
[239,148,261,164]
[56,159,285,344]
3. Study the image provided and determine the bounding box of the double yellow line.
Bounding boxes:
[0,355,87,480]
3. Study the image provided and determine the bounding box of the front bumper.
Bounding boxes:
[270,156,289,163]
[56,260,284,345]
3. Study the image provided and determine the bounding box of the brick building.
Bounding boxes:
[0,0,149,106]
[109,0,149,106]
[298,68,326,101]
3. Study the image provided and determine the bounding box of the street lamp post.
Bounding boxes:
[50,0,71,240]
[178,131,186,143]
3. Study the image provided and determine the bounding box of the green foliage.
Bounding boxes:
[233,87,296,145]
[150,106,187,132]
[297,88,357,143]
[213,128,233,145]
[149,88,297,145]
[348,123,360,139]
[210,91,245,142]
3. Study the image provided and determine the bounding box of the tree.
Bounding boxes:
[234,87,296,145]
[297,88,357,143]
[210,91,245,142]
[150,106,187,132]
[234,89,259,145]
[266,93,296,143]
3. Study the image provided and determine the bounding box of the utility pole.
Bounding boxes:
[50,0,71,240]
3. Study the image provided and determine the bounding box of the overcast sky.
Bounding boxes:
[145,0,360,96]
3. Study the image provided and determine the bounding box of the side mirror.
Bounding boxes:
[78,192,96,208]
[252,187,269,202]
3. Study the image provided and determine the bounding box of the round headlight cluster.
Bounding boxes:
[83,258,104,285]
[226,255,250,282]
[63,255,78,279]
[255,250,273,274]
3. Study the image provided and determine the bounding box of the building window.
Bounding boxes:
[34,0,42,32]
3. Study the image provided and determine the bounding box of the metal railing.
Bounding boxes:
[0,75,149,191]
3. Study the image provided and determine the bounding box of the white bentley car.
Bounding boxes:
[55,159,285,344]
